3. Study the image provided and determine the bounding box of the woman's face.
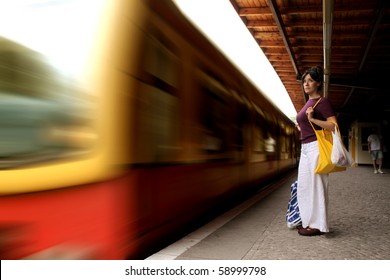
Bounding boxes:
[303,73,320,95]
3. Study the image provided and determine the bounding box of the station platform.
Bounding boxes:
[147,166,390,260]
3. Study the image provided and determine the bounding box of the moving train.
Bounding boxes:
[0,0,299,259]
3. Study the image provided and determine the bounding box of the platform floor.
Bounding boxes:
[147,166,390,260]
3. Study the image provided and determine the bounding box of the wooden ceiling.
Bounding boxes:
[229,0,390,128]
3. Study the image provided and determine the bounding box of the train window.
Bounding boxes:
[279,132,287,159]
[253,115,265,153]
[196,71,229,154]
[134,84,180,162]
[0,1,104,170]
[252,104,268,154]
[140,29,179,92]
[233,102,246,151]
[0,37,98,169]
[280,124,295,159]
[133,27,181,163]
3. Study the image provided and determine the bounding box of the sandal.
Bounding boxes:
[298,227,323,236]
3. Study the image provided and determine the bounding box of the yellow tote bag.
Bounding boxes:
[313,127,346,174]
[310,98,346,174]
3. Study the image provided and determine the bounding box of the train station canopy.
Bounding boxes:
[229,0,390,127]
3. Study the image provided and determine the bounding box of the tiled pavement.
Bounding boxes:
[148,166,390,260]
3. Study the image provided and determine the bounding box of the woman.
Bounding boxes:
[295,66,337,236]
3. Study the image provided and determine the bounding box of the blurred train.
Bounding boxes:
[0,0,299,259]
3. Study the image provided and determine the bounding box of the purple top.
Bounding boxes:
[296,97,335,143]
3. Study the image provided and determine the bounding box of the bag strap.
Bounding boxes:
[309,98,322,131]
[308,98,338,133]
[312,97,322,109]
[310,119,339,134]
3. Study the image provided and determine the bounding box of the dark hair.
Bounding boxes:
[301,66,323,92]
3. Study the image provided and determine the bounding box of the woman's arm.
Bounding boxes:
[306,106,337,131]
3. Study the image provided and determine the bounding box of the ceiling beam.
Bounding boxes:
[238,7,271,16]
[330,78,386,91]
[342,1,385,108]
[266,0,300,79]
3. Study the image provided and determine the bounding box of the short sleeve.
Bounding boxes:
[314,97,334,120]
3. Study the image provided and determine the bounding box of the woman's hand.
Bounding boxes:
[306,107,314,122]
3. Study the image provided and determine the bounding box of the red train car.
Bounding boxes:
[0,0,298,259]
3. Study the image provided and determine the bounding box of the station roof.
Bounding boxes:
[229,0,390,127]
